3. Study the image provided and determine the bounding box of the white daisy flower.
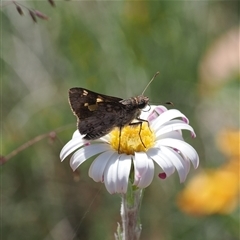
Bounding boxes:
[60,105,199,194]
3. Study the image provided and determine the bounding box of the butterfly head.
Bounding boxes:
[136,95,149,109]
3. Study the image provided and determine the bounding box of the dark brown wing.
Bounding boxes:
[68,88,125,139]
[69,87,123,119]
[78,102,126,140]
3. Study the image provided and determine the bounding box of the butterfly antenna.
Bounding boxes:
[142,71,160,95]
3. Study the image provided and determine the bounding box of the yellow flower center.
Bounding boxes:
[109,122,155,155]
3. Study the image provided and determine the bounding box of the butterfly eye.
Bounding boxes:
[138,102,147,109]
[138,96,149,109]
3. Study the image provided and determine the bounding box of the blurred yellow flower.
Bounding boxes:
[177,129,240,216]
[217,129,240,158]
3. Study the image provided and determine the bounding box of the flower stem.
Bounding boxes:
[116,187,143,240]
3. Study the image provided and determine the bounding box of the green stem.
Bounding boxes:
[116,187,143,240]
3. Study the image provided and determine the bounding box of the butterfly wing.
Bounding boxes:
[69,88,125,139]
[78,102,127,139]
[69,88,123,118]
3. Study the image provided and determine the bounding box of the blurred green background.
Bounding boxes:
[1,1,239,240]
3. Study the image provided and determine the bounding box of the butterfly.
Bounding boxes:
[68,72,159,148]
[69,88,149,140]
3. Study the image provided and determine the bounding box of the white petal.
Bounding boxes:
[155,120,196,138]
[180,148,197,169]
[145,106,166,122]
[136,157,155,188]
[99,134,111,143]
[157,138,199,169]
[104,152,120,194]
[140,105,165,122]
[133,152,149,186]
[72,130,81,139]
[151,109,189,129]
[160,146,189,182]
[60,136,86,161]
[70,143,110,171]
[89,150,115,182]
[147,147,175,177]
[115,154,132,193]
[157,131,184,141]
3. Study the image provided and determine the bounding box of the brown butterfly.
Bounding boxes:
[68,72,159,147]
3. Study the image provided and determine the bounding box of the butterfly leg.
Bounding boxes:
[129,119,149,148]
[136,117,151,132]
[118,126,122,153]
